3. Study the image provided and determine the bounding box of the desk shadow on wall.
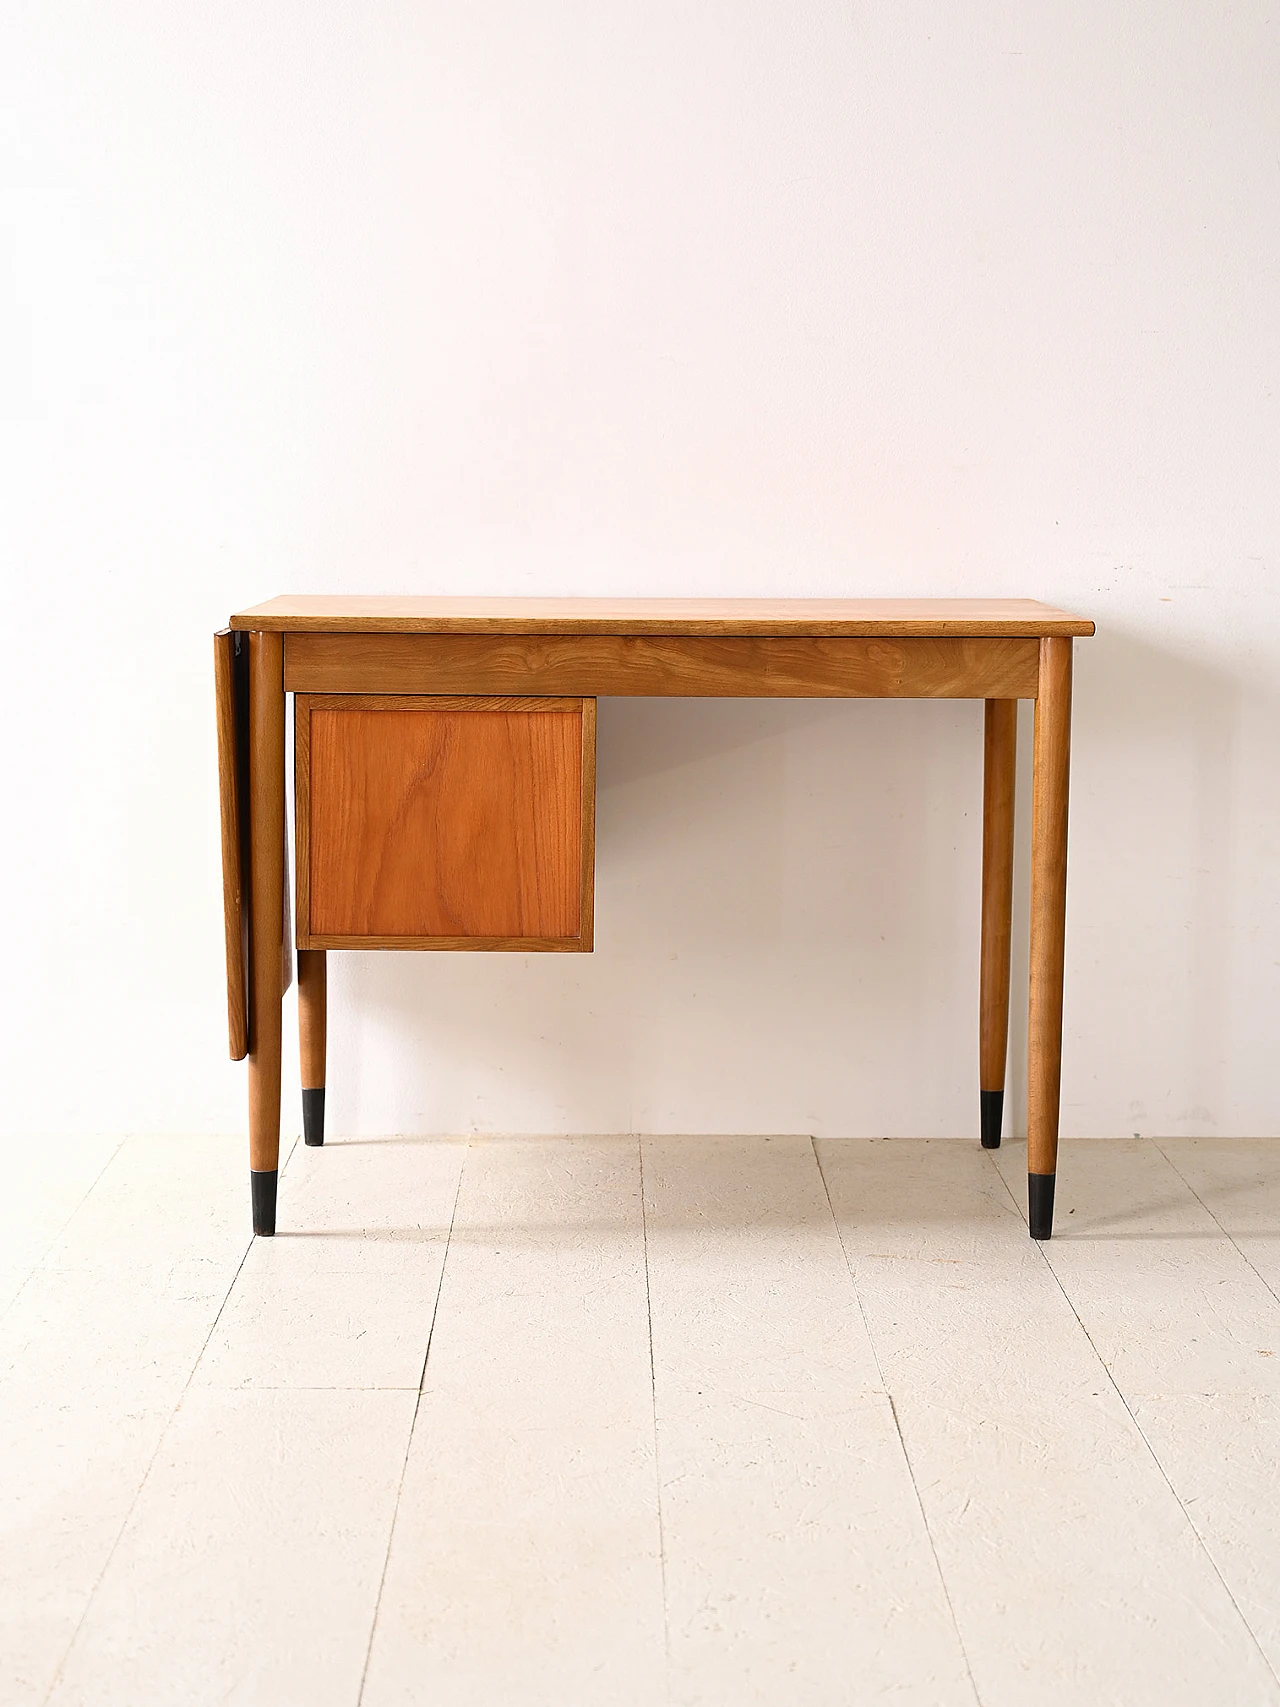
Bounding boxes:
[322,636,1263,1142]
[1005,624,1264,1142]
[326,693,991,1140]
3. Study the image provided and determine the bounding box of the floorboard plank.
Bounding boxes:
[46,1388,415,1707]
[0,1136,119,1317]
[1130,1392,1280,1678]
[993,1139,1280,1396]
[996,1137,1280,1690]
[361,1136,665,1707]
[644,1134,977,1707]
[195,1136,465,1390]
[0,1137,250,1707]
[1159,1137,1280,1301]
[820,1138,1279,1707]
[9,1134,1280,1706]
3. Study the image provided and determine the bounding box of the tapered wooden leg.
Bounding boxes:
[247,630,285,1235]
[980,699,1017,1149]
[298,949,327,1146]
[1027,637,1073,1239]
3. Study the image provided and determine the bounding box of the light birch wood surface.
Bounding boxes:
[232,595,1096,637]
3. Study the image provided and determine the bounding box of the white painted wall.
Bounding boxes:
[2,2,1277,1141]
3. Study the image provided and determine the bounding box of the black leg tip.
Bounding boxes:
[302,1087,326,1147]
[1029,1172,1056,1241]
[980,1088,1004,1149]
[251,1169,278,1236]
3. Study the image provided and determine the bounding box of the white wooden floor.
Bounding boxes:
[3,1134,1280,1706]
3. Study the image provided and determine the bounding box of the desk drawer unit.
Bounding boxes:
[294,694,595,952]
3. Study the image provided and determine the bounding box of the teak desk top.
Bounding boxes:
[217,594,1093,1244]
[231,594,1095,637]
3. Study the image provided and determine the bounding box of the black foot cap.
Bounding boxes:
[1029,1172,1055,1241]
[302,1087,326,1147]
[980,1088,1004,1149]
[251,1169,278,1237]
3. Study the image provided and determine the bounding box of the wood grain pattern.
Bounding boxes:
[294,688,313,955]
[284,633,1040,700]
[214,631,248,1061]
[280,827,293,999]
[248,631,286,1175]
[1028,638,1074,1179]
[296,696,593,949]
[233,595,1095,637]
[579,698,596,954]
[297,949,326,1090]
[980,700,1018,1094]
[301,933,588,952]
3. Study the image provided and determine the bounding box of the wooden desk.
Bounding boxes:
[216,597,1094,1241]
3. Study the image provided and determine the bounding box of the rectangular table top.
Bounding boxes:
[231,596,1095,638]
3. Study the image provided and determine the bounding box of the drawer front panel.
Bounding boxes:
[296,696,594,951]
